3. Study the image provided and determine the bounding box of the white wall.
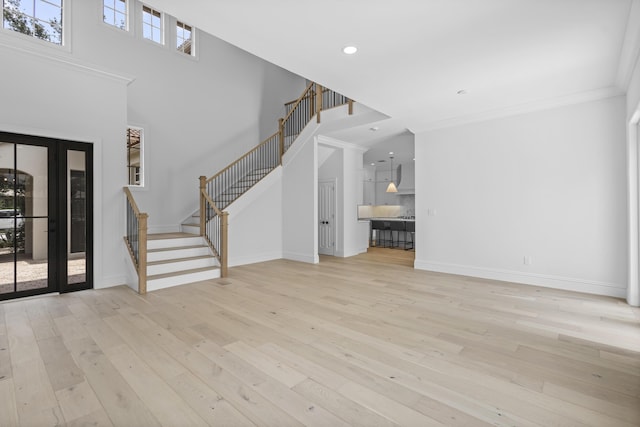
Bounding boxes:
[282,128,319,263]
[226,168,283,266]
[415,96,627,298]
[0,0,305,288]
[70,0,305,230]
[0,43,128,288]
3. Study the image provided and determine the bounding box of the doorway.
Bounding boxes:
[0,132,93,300]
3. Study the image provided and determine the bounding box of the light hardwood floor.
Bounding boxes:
[1,250,639,426]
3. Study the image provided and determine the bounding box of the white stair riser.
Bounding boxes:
[147,269,220,292]
[147,236,204,250]
[181,224,200,234]
[148,246,211,262]
[148,257,218,276]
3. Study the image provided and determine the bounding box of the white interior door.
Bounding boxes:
[318,180,336,256]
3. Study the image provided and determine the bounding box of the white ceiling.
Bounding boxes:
[147,0,638,139]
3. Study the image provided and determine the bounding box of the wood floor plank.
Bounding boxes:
[105,344,209,427]
[64,337,161,427]
[1,251,638,426]
[0,377,19,426]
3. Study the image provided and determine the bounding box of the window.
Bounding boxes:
[2,0,63,45]
[127,127,143,186]
[142,5,161,44]
[103,0,126,30]
[176,20,192,55]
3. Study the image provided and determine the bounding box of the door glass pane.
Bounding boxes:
[16,218,48,292]
[16,145,49,293]
[68,150,86,285]
[0,142,15,294]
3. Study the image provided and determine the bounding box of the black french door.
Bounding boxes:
[0,132,93,300]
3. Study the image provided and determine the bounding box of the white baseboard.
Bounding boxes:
[97,275,127,289]
[283,251,319,264]
[337,246,369,258]
[229,251,284,267]
[414,260,626,299]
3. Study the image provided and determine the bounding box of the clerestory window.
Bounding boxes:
[2,0,63,45]
[176,20,193,56]
[103,0,127,30]
[142,4,161,44]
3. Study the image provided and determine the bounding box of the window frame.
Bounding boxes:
[1,0,70,51]
[102,0,128,31]
[175,19,194,56]
[141,3,163,45]
[126,126,145,188]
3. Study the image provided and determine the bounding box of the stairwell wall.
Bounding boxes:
[0,0,305,287]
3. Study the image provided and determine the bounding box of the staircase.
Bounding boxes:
[125,81,354,294]
[145,233,220,291]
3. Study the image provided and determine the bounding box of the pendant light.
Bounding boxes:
[386,156,398,193]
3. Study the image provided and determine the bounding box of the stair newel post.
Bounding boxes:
[316,83,323,124]
[348,98,354,115]
[221,211,229,277]
[138,212,148,295]
[199,176,206,236]
[278,118,285,162]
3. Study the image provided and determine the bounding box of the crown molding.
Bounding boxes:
[410,86,624,133]
[0,38,135,86]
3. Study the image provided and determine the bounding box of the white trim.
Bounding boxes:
[126,125,145,188]
[336,247,368,258]
[318,178,337,257]
[283,251,319,264]
[412,86,624,133]
[415,260,627,299]
[229,251,284,267]
[0,40,134,85]
[316,135,367,152]
[616,0,640,90]
[627,107,640,306]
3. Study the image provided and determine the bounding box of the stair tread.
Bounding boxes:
[148,266,219,281]
[148,232,199,240]
[148,244,207,253]
[148,255,215,266]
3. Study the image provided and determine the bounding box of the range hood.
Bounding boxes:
[396,162,415,194]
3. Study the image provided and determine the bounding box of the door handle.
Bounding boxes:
[49,220,56,233]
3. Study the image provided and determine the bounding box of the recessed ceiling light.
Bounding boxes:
[370,163,375,166]
[457,89,468,95]
[343,46,358,55]
[389,151,394,155]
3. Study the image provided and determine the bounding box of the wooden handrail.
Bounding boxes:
[282,81,315,124]
[201,189,224,217]
[123,186,142,217]
[123,186,148,295]
[206,131,278,184]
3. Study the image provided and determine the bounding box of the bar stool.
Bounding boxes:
[389,221,406,248]
[370,220,390,247]
[404,221,415,250]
